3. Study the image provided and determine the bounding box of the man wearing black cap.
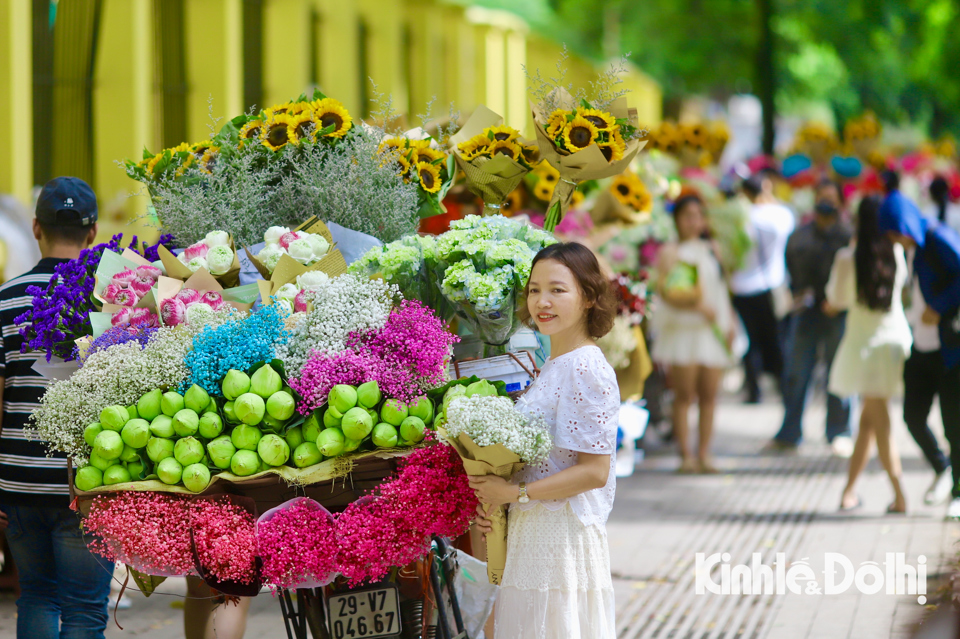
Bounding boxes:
[0,177,113,638]
[765,179,854,455]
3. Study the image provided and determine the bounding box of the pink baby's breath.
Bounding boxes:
[257,499,338,589]
[190,498,258,585]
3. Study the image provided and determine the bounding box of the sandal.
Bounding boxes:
[698,459,719,474]
[885,503,907,515]
[677,458,698,474]
[839,495,863,512]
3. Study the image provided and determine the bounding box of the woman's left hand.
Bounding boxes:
[468,475,517,508]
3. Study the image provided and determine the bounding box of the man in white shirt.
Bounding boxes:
[730,172,795,403]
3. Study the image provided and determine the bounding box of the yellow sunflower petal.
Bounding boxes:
[413,146,446,165]
[577,108,616,131]
[199,147,220,174]
[311,98,353,140]
[286,112,315,144]
[262,115,293,152]
[238,119,264,148]
[485,125,520,143]
[416,161,442,194]
[562,115,599,152]
[534,182,554,202]
[487,140,522,161]
[263,103,293,119]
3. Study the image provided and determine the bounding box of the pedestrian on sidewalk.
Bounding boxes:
[470,242,620,639]
[880,182,960,518]
[0,178,114,638]
[651,195,736,473]
[766,179,853,455]
[730,172,795,403]
[828,195,912,514]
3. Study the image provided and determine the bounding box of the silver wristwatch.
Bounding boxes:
[518,482,530,504]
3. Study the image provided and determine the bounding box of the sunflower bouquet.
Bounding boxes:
[377,133,455,218]
[531,90,643,231]
[450,106,539,216]
[590,170,653,226]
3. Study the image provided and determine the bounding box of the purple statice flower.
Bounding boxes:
[75,325,159,366]
[16,233,177,361]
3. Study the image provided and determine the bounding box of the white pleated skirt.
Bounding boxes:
[494,503,616,639]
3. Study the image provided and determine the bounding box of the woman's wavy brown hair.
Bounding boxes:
[518,242,617,338]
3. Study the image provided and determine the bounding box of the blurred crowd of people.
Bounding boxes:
[646,167,960,518]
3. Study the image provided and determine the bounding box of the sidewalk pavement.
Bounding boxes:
[610,388,958,639]
[0,387,955,638]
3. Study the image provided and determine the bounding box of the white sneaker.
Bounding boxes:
[925,468,954,506]
[830,436,854,459]
[947,497,960,519]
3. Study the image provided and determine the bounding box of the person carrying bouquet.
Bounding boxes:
[470,242,620,639]
[651,194,737,474]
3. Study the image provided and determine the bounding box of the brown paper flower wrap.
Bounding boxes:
[440,428,525,585]
[154,270,259,325]
[450,105,539,217]
[532,90,644,231]
[243,217,348,301]
[157,238,242,288]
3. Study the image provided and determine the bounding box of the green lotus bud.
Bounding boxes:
[83,423,103,447]
[231,424,262,451]
[202,402,219,415]
[221,369,251,400]
[266,390,296,421]
[198,412,224,439]
[365,407,379,424]
[126,405,139,420]
[328,385,358,414]
[99,405,130,432]
[103,465,132,486]
[380,399,408,427]
[261,413,286,433]
[250,365,283,399]
[399,416,426,444]
[137,389,163,421]
[173,409,200,437]
[303,413,322,443]
[357,381,382,409]
[341,407,373,441]
[126,460,145,479]
[342,438,362,453]
[466,379,497,398]
[156,457,183,485]
[88,451,112,471]
[121,419,151,449]
[75,466,103,491]
[408,397,434,424]
[161,391,185,417]
[182,463,211,492]
[223,400,239,423]
[184,384,211,413]
[119,445,139,463]
[146,436,175,463]
[326,404,344,420]
[316,427,345,457]
[207,435,236,469]
[174,436,204,466]
[323,408,342,428]
[257,434,290,466]
[293,442,322,468]
[93,430,124,460]
[284,426,304,449]
[372,423,399,448]
[234,393,265,425]
[149,414,175,438]
[230,449,260,476]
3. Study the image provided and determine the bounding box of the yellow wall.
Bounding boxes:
[0,0,661,227]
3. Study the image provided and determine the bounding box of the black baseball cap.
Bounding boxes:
[36,177,98,226]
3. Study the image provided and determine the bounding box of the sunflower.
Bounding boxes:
[485,125,519,142]
[534,181,554,202]
[239,119,264,147]
[571,190,585,208]
[287,101,312,115]
[263,103,293,120]
[488,140,522,161]
[457,134,491,160]
[311,98,353,139]
[407,139,431,151]
[562,115,599,153]
[502,188,524,216]
[145,152,165,176]
[174,153,196,178]
[191,140,214,158]
[610,172,649,211]
[286,112,315,144]
[412,145,446,165]
[683,124,708,149]
[546,109,570,139]
[632,184,652,213]
[534,160,560,184]
[416,161,442,194]
[577,108,615,131]
[262,116,292,152]
[598,129,626,162]
[395,155,412,181]
[520,144,539,167]
[378,138,408,157]
[199,147,219,174]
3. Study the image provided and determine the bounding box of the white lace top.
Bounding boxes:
[512,345,620,529]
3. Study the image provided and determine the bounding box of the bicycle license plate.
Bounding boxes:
[328,584,402,639]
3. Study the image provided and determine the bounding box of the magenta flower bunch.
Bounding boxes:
[257,498,338,589]
[83,492,195,576]
[190,498,259,585]
[289,350,413,415]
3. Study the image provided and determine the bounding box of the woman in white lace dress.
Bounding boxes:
[469,242,621,639]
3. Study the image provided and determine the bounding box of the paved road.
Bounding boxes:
[1,386,955,638]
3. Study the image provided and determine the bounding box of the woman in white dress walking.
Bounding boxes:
[651,195,737,473]
[827,195,912,513]
[469,242,621,639]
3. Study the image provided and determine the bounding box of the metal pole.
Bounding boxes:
[435,538,466,635]
[429,552,453,639]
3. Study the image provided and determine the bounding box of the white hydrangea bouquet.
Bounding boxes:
[437,380,551,584]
